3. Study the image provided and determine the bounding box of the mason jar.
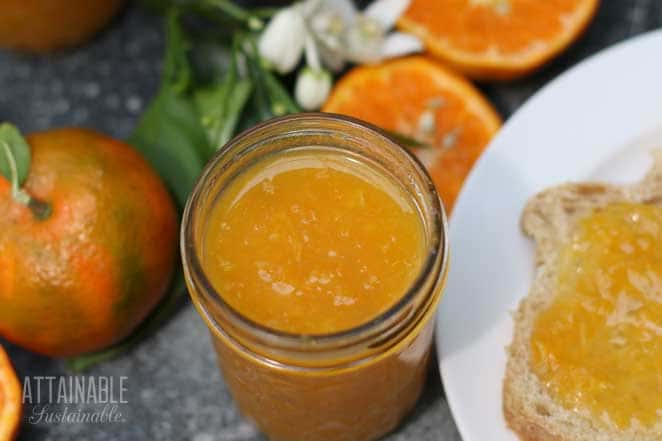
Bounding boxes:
[181,113,448,441]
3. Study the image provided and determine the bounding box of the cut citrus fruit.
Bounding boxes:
[0,345,20,441]
[323,56,501,212]
[398,0,600,80]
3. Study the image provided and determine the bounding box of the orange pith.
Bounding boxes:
[323,56,501,212]
[0,346,21,441]
[398,0,600,80]
[0,0,126,52]
[0,128,178,357]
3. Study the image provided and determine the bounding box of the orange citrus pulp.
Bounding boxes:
[398,0,600,80]
[0,346,20,441]
[323,56,501,212]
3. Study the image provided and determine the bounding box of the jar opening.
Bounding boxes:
[181,113,448,356]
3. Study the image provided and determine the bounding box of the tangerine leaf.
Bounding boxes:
[128,12,209,208]
[0,123,31,187]
[194,76,252,151]
[129,86,208,208]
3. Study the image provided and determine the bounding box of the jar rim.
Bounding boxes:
[181,113,449,349]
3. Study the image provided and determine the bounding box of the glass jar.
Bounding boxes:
[181,113,448,441]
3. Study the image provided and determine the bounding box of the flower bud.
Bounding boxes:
[295,67,332,110]
[258,8,306,74]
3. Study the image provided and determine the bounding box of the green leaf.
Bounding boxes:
[194,81,230,149]
[163,10,192,94]
[200,0,264,30]
[129,86,208,209]
[194,76,252,151]
[0,122,52,220]
[128,11,210,208]
[245,52,274,121]
[263,69,301,115]
[241,37,300,118]
[219,79,252,145]
[0,123,31,187]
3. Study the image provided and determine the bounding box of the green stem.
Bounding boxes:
[0,139,51,220]
[251,7,279,19]
[243,39,273,120]
[243,37,299,117]
[201,0,264,30]
[28,197,53,220]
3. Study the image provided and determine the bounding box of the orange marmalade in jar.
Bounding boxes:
[181,114,448,441]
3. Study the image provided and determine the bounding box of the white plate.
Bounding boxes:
[437,29,662,441]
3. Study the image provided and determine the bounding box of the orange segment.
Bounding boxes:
[0,346,21,441]
[323,56,501,212]
[398,0,600,80]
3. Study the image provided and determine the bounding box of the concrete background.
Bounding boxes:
[1,2,661,440]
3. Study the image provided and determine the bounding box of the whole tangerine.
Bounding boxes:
[0,128,178,357]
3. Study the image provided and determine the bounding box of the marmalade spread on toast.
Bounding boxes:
[530,203,661,429]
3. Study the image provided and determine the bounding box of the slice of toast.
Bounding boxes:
[503,151,662,441]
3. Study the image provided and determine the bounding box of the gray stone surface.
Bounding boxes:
[1,2,661,440]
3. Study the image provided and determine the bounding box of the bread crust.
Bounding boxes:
[503,152,662,441]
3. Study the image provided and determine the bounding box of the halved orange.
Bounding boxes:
[398,0,600,80]
[323,56,501,213]
[0,346,20,441]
